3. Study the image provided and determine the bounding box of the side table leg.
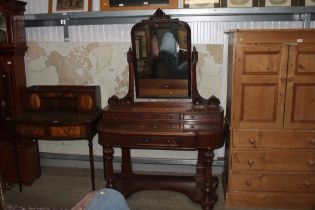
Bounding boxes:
[121,147,132,176]
[88,137,95,191]
[34,139,41,176]
[196,149,206,179]
[201,149,217,210]
[103,146,114,188]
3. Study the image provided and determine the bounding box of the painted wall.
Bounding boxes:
[25,41,223,159]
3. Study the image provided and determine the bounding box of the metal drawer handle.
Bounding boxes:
[248,159,255,166]
[249,138,256,144]
[308,160,315,167]
[245,180,252,186]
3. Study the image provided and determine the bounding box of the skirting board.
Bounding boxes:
[39,152,224,175]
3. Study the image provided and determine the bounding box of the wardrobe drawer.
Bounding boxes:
[231,150,315,172]
[233,130,315,149]
[229,172,315,193]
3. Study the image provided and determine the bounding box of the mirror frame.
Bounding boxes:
[131,9,192,99]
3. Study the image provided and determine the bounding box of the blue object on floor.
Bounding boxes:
[87,188,130,210]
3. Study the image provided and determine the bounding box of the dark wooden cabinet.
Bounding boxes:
[0,0,39,185]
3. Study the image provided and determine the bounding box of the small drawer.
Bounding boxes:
[183,114,221,121]
[16,125,45,137]
[229,172,315,193]
[41,92,75,97]
[126,135,195,148]
[143,113,180,120]
[233,130,315,149]
[137,136,180,147]
[103,112,141,120]
[231,150,315,172]
[50,126,85,138]
[183,123,221,131]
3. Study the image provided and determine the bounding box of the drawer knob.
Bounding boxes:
[167,140,171,144]
[245,180,252,186]
[304,181,311,188]
[308,160,315,167]
[248,159,255,166]
[249,138,256,144]
[310,139,315,145]
[144,139,150,143]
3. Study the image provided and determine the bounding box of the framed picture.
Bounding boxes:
[48,0,93,13]
[261,0,297,6]
[226,0,259,7]
[184,0,221,8]
[100,0,178,10]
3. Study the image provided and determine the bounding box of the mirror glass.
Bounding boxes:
[0,13,7,43]
[133,21,190,98]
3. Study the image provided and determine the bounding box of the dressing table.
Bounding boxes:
[97,9,225,210]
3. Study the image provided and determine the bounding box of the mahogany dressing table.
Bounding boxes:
[97,9,225,210]
[11,85,102,191]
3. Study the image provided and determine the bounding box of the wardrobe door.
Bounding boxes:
[284,44,315,129]
[232,44,288,129]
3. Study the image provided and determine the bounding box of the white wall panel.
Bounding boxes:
[26,21,304,43]
[311,21,315,28]
[188,21,303,44]
[26,27,64,42]
[69,24,133,42]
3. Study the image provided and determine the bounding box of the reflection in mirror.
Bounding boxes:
[133,19,190,98]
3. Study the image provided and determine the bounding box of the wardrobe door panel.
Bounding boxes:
[285,44,315,129]
[232,44,288,129]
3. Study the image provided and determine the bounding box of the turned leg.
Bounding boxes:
[201,149,218,210]
[88,137,96,190]
[103,146,114,188]
[121,147,132,176]
[196,149,206,178]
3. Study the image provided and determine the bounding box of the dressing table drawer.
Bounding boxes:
[183,113,222,122]
[142,113,180,120]
[135,136,194,148]
[103,112,142,120]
